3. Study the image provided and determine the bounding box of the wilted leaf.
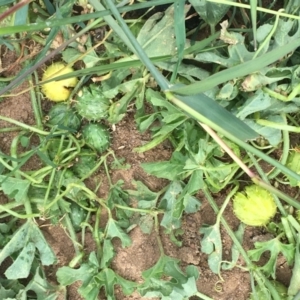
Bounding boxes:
[195,32,252,68]
[59,170,87,202]
[5,242,35,279]
[0,175,30,203]
[222,223,245,270]
[57,252,135,300]
[236,90,272,120]
[241,69,290,92]
[273,19,300,48]
[140,255,199,299]
[248,238,294,278]
[107,180,132,220]
[138,215,154,234]
[286,149,300,186]
[106,219,131,247]
[57,257,96,286]
[0,221,56,280]
[128,180,159,210]
[216,81,239,100]
[142,152,187,181]
[100,239,115,269]
[63,48,101,68]
[137,5,190,57]
[159,181,184,230]
[25,267,60,300]
[108,80,142,124]
[244,116,282,146]
[200,224,222,274]
[57,252,99,299]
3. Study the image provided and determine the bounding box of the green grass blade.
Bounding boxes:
[250,0,257,50]
[169,38,300,95]
[184,32,219,54]
[88,0,135,53]
[14,3,28,26]
[170,0,186,83]
[166,92,258,141]
[207,0,300,19]
[38,55,173,83]
[0,0,174,36]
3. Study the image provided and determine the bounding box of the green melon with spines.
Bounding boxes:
[75,84,110,121]
[82,123,110,154]
[71,149,98,178]
[47,103,81,131]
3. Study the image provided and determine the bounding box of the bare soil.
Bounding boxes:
[0,48,293,300]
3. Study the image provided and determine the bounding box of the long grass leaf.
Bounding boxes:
[166,92,258,141]
[10,33,218,88]
[249,0,257,50]
[207,0,300,19]
[169,38,300,95]
[13,3,28,26]
[0,0,174,35]
[171,0,186,82]
[38,55,172,84]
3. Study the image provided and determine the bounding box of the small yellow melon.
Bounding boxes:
[233,185,276,226]
[41,62,78,102]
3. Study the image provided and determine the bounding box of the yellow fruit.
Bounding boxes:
[41,63,78,102]
[233,185,276,226]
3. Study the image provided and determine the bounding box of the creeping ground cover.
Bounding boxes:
[2,0,300,299]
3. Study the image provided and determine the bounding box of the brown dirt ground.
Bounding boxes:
[0,46,293,300]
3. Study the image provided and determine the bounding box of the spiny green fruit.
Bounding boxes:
[82,123,110,154]
[69,202,87,232]
[233,185,276,226]
[48,103,81,131]
[75,85,110,121]
[72,149,97,178]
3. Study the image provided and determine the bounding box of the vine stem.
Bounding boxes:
[0,115,48,135]
[94,207,102,261]
[154,214,165,256]
[216,184,239,225]
[203,187,281,300]
[267,113,290,179]
[60,208,83,258]
[10,133,33,216]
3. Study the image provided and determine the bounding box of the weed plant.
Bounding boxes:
[1,0,300,299]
